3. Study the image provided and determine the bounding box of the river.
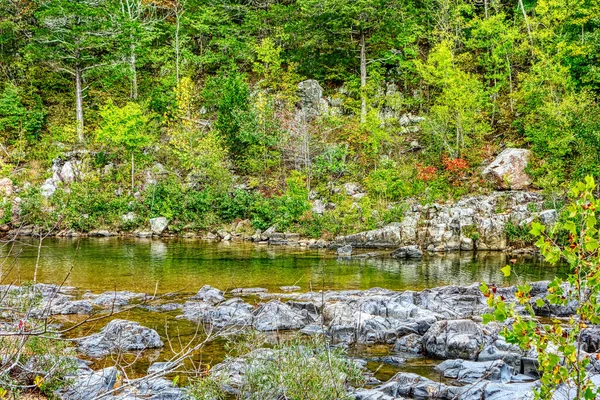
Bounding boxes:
[0,237,568,383]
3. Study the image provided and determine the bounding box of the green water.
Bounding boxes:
[1,237,566,293]
[0,238,568,382]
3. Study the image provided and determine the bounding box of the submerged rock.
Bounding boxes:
[77,319,163,358]
[390,245,422,259]
[88,290,148,307]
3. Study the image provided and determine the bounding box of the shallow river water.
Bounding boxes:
[0,238,568,383]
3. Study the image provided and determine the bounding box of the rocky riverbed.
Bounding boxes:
[2,275,597,399]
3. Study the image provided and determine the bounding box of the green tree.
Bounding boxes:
[96,100,155,191]
[30,0,115,142]
[417,41,490,162]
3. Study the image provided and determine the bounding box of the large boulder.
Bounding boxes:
[252,300,313,331]
[422,319,484,360]
[390,245,423,259]
[149,217,169,235]
[482,148,531,190]
[88,290,147,308]
[77,319,163,357]
[180,298,253,328]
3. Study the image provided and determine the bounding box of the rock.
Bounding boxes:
[40,179,57,198]
[364,372,461,399]
[230,287,268,295]
[337,245,353,257]
[57,366,117,400]
[297,79,326,118]
[149,217,169,235]
[280,286,301,292]
[539,209,558,227]
[393,333,423,354]
[0,178,13,196]
[482,148,531,190]
[180,298,253,328]
[42,295,93,316]
[148,361,178,376]
[89,291,147,307]
[390,245,422,259]
[252,300,312,331]
[343,183,361,196]
[422,319,484,360]
[77,319,163,358]
[581,327,600,353]
[456,380,537,400]
[122,212,136,223]
[370,356,406,366]
[312,199,326,215]
[435,359,514,384]
[191,285,225,305]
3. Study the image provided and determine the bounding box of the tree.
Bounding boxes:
[96,100,155,191]
[298,0,419,124]
[417,41,490,162]
[114,0,158,99]
[30,0,115,142]
[483,176,600,399]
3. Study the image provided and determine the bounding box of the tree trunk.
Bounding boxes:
[131,152,135,193]
[175,7,181,85]
[360,31,367,125]
[130,38,138,99]
[75,67,84,142]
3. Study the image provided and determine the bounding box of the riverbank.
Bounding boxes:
[2,189,559,256]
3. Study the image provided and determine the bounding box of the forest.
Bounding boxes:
[1,0,600,236]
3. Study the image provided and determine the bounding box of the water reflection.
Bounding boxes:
[0,237,566,294]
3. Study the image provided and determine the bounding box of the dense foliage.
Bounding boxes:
[483,176,600,399]
[1,0,599,234]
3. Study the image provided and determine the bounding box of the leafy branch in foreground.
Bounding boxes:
[482,175,600,399]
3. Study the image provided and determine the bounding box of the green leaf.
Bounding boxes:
[585,239,599,252]
[563,220,577,235]
[530,222,545,236]
[479,282,489,294]
[585,175,595,190]
[535,298,546,307]
[500,265,511,277]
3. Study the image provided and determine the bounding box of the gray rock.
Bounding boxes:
[40,179,57,198]
[456,380,537,400]
[390,245,423,259]
[312,199,326,215]
[297,79,326,118]
[482,148,531,190]
[191,285,225,305]
[343,183,361,196]
[77,319,163,357]
[180,298,253,328]
[280,285,301,292]
[57,366,117,400]
[252,300,312,331]
[337,245,353,256]
[393,333,423,354]
[539,209,558,227]
[230,287,268,295]
[89,290,147,307]
[148,361,178,375]
[435,359,514,383]
[149,217,169,235]
[422,319,484,360]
